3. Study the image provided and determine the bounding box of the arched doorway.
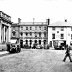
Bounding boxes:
[39,40,41,45]
[30,40,32,48]
[44,40,46,45]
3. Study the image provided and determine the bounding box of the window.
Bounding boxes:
[30,27,32,30]
[12,31,16,36]
[39,32,41,37]
[52,34,55,39]
[25,32,28,36]
[61,27,64,31]
[52,27,55,30]
[39,40,41,45]
[44,32,46,37]
[57,31,59,33]
[35,32,37,37]
[44,40,46,45]
[26,27,28,30]
[26,40,28,44]
[39,26,41,30]
[21,26,23,30]
[44,26,46,30]
[71,34,72,39]
[30,32,32,36]
[20,32,23,36]
[60,34,64,39]
[71,27,72,31]
[35,26,37,30]
[30,40,32,45]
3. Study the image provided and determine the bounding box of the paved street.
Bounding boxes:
[0,49,72,72]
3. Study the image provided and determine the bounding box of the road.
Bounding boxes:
[0,49,72,72]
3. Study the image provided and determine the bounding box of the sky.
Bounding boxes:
[0,0,72,24]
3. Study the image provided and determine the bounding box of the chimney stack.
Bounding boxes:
[46,18,50,25]
[65,19,67,22]
[18,18,21,23]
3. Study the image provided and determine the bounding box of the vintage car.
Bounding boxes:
[36,45,43,49]
[6,39,21,53]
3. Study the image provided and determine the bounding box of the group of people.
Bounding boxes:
[63,44,72,62]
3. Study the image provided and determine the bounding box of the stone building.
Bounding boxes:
[0,11,12,44]
[11,19,49,47]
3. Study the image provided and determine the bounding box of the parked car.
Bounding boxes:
[54,45,65,50]
[36,45,43,49]
[44,44,50,49]
[6,39,21,53]
[32,43,37,49]
[24,44,30,49]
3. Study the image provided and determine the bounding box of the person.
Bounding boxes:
[63,44,72,62]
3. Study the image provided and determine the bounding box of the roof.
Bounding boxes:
[18,22,48,26]
[49,21,72,27]
[0,11,11,17]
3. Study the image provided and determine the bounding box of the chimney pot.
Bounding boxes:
[46,18,50,25]
[18,18,21,23]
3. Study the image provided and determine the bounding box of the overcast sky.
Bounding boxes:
[0,0,72,23]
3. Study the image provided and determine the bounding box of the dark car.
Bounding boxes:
[54,45,65,50]
[24,44,30,49]
[6,39,21,53]
[32,43,37,49]
[44,44,50,49]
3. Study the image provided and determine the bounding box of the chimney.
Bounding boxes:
[18,18,21,23]
[65,19,67,22]
[46,18,50,25]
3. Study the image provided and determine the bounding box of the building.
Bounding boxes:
[11,19,49,48]
[0,11,12,44]
[11,23,20,39]
[48,20,72,47]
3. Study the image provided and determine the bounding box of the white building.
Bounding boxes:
[48,20,72,47]
[0,11,12,44]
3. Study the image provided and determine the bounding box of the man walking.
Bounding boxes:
[63,45,72,62]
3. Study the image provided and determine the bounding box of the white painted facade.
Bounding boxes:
[48,21,72,47]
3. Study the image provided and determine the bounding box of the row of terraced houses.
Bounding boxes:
[0,11,72,49]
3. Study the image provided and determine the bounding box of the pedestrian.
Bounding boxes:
[63,44,72,62]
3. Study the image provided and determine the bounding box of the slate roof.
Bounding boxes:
[49,21,72,27]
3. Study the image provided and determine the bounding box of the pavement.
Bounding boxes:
[0,49,72,72]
